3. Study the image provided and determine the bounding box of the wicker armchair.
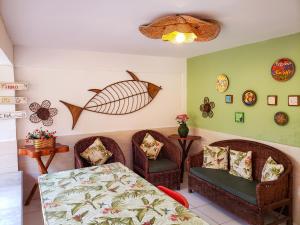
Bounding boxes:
[74,136,126,168]
[132,130,181,190]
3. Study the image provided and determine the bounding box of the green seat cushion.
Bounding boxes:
[149,158,178,173]
[190,167,258,205]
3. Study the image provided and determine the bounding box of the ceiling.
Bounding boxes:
[0,0,300,57]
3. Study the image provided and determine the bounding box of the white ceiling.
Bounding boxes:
[0,0,300,57]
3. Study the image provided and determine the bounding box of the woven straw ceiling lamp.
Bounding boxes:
[139,15,220,44]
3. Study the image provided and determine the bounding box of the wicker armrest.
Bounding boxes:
[106,140,126,164]
[74,150,90,168]
[186,151,203,173]
[256,170,291,208]
[132,140,149,172]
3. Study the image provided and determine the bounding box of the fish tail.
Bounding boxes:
[60,100,84,129]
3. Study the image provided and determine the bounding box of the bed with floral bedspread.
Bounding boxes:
[38,162,208,225]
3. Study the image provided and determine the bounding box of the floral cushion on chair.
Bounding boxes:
[261,156,284,182]
[140,133,164,160]
[229,150,253,180]
[80,138,113,165]
[202,145,229,170]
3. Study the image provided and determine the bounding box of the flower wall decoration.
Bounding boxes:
[200,97,215,118]
[29,100,58,126]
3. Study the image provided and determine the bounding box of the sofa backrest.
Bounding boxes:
[210,139,292,181]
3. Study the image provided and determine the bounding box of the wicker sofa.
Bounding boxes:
[187,139,293,225]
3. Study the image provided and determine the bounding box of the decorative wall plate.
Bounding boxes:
[271,58,295,81]
[200,97,215,118]
[274,112,288,126]
[216,74,229,93]
[242,90,257,106]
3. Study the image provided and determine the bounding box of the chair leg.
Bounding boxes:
[176,184,180,190]
[257,214,264,225]
[287,204,293,225]
[188,188,193,193]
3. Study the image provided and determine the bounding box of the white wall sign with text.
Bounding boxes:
[0,82,28,90]
[0,111,27,120]
[0,96,27,104]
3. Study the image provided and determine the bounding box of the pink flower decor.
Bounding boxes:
[176,114,189,124]
[26,127,56,142]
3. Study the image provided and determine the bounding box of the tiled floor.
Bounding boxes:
[23,175,250,225]
[177,176,249,225]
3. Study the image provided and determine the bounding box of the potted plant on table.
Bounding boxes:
[176,114,189,138]
[26,128,56,149]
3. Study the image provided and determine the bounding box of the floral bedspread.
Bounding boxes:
[39,162,208,225]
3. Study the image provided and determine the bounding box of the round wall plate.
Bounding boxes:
[271,58,295,81]
[216,74,229,93]
[242,90,257,106]
[274,112,288,126]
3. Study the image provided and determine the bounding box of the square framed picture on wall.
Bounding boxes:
[267,95,277,106]
[288,95,300,106]
[235,112,244,123]
[225,95,233,104]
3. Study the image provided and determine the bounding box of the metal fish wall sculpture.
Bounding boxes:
[60,70,162,129]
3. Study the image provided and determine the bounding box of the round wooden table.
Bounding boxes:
[19,143,69,205]
[168,134,201,182]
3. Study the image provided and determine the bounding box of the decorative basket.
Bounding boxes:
[33,138,56,149]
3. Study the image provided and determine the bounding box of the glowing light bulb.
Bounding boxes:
[162,31,197,44]
[175,33,185,43]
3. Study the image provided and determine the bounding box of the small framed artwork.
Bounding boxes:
[225,95,233,104]
[235,112,244,123]
[267,95,277,105]
[288,95,300,106]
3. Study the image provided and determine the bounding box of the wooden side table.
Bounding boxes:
[18,143,69,205]
[168,134,201,182]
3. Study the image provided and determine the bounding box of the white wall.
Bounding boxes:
[15,47,186,138]
[0,17,17,174]
[0,16,13,65]
[190,127,300,225]
[0,65,18,173]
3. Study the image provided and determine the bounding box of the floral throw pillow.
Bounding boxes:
[261,157,284,182]
[140,133,164,160]
[202,145,229,170]
[80,138,112,165]
[229,150,253,180]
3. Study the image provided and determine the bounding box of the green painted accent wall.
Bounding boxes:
[187,33,300,147]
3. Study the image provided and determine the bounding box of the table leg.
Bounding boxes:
[45,152,56,169]
[178,140,195,182]
[24,183,38,206]
[36,157,48,174]
[178,140,187,182]
[24,152,56,205]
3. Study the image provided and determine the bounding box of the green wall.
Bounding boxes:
[187,32,300,147]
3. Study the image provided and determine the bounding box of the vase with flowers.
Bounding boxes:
[176,114,189,138]
[26,128,56,149]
